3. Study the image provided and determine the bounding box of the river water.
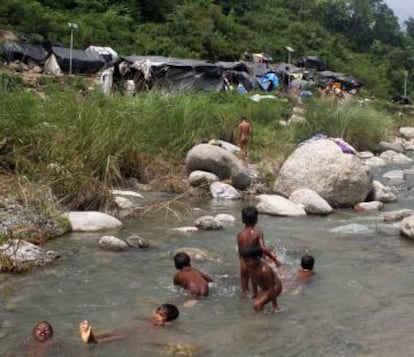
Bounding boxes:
[1,160,414,357]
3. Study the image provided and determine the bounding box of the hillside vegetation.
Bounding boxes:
[1,0,414,97]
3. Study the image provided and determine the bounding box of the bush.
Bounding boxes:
[296,98,394,151]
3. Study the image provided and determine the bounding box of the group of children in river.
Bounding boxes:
[25,205,315,352]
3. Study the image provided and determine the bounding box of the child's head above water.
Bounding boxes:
[174,252,191,270]
[242,206,258,227]
[301,254,315,271]
[32,321,53,342]
[152,304,180,326]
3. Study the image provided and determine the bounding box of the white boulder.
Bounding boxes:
[64,211,122,232]
[289,188,333,215]
[274,139,372,207]
[256,194,306,217]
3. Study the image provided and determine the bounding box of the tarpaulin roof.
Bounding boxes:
[123,55,216,68]
[0,42,49,64]
[318,71,363,88]
[86,46,118,63]
[51,46,104,74]
[119,55,224,93]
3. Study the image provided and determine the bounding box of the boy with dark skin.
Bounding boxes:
[241,246,283,312]
[173,252,213,297]
[297,254,315,281]
[237,206,282,296]
[238,116,252,161]
[79,304,180,344]
[20,321,61,356]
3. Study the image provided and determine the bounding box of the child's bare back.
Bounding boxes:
[173,252,213,297]
[237,206,281,295]
[174,266,212,297]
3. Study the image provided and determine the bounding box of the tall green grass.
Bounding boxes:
[296,98,394,151]
[0,75,398,209]
[0,86,291,208]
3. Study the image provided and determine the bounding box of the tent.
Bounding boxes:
[0,42,49,64]
[117,55,224,93]
[51,46,104,74]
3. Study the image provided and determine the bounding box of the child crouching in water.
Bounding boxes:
[240,245,283,312]
[173,252,213,297]
[297,254,315,281]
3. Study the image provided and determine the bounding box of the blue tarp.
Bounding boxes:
[256,73,279,91]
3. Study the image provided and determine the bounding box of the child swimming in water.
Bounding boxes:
[297,254,315,281]
[173,252,213,297]
[79,304,180,344]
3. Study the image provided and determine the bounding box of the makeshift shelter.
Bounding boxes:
[50,46,104,74]
[0,42,48,64]
[85,46,118,64]
[318,71,363,90]
[217,61,259,91]
[296,56,327,71]
[116,55,224,93]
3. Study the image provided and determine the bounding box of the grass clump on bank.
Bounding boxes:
[296,98,395,151]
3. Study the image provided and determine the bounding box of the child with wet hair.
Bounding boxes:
[297,254,315,280]
[21,321,59,356]
[173,252,213,297]
[240,245,283,312]
[32,321,53,342]
[79,303,180,344]
[151,303,180,326]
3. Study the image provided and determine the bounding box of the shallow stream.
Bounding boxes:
[1,160,414,356]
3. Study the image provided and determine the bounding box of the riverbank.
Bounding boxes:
[0,71,413,258]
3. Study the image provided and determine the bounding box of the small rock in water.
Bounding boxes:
[126,235,150,248]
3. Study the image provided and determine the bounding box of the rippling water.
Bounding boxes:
[1,160,414,356]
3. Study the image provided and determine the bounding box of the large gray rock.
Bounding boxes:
[274,139,373,207]
[210,182,241,200]
[0,239,59,270]
[188,170,219,187]
[186,144,251,190]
